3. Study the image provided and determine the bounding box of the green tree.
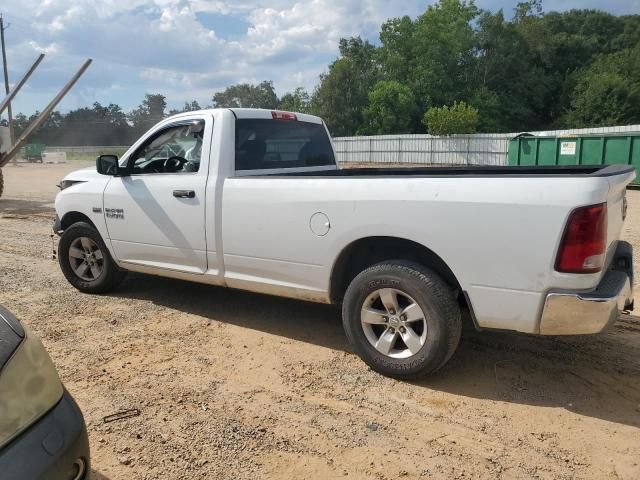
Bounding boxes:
[310,37,380,136]
[11,113,31,139]
[424,101,479,135]
[616,15,640,50]
[14,110,63,145]
[59,102,132,145]
[212,81,278,109]
[514,7,627,126]
[128,94,167,136]
[469,87,503,133]
[563,47,640,127]
[378,16,416,87]
[168,100,202,116]
[362,81,415,134]
[377,0,479,131]
[278,87,310,113]
[513,0,542,24]
[474,9,548,131]
[185,100,202,111]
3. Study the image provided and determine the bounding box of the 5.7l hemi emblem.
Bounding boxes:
[105,208,125,220]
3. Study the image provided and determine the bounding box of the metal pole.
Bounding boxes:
[0,15,14,144]
[0,54,45,116]
[0,58,92,168]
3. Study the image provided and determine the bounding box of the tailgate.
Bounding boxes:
[604,167,636,268]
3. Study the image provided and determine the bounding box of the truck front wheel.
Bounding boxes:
[342,261,461,379]
[58,221,127,293]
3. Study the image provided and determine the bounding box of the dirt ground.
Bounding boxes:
[1,161,639,480]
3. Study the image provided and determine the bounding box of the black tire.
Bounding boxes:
[0,168,4,198]
[58,221,127,293]
[342,261,461,379]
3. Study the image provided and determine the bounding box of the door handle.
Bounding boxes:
[173,190,195,199]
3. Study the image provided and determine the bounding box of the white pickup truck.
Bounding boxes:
[54,109,635,378]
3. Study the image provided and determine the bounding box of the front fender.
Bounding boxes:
[54,173,115,262]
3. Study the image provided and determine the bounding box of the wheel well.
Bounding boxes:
[329,237,462,304]
[60,211,96,231]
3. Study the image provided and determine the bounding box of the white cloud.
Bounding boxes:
[27,41,60,55]
[2,0,638,114]
[4,0,427,113]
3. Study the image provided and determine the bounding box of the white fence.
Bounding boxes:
[333,134,510,166]
[333,124,640,166]
[44,145,127,154]
[33,124,640,166]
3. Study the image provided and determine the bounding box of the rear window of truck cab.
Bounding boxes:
[235,119,335,171]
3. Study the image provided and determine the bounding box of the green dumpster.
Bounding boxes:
[508,133,640,184]
[24,143,46,162]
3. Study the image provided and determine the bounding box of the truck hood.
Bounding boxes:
[61,166,104,182]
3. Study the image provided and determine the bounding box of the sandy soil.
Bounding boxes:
[1,162,639,480]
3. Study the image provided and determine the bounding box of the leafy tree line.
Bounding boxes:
[311,0,640,135]
[13,0,640,144]
[13,94,200,146]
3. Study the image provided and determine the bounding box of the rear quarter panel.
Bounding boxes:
[222,174,612,332]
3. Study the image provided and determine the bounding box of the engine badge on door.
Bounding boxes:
[105,208,124,220]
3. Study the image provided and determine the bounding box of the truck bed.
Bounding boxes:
[266,164,634,178]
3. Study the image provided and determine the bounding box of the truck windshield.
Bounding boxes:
[235,119,335,171]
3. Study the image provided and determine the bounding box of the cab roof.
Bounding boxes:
[166,108,323,125]
[230,108,323,124]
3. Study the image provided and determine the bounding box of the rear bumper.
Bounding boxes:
[0,390,90,480]
[540,241,634,335]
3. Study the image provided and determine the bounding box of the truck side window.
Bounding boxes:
[129,120,205,174]
[235,119,335,171]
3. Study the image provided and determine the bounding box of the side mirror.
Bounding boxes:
[96,155,121,176]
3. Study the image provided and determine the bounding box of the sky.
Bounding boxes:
[1,0,639,116]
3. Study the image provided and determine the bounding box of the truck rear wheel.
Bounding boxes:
[342,261,461,379]
[58,221,127,293]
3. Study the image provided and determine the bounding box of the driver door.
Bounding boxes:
[103,116,211,274]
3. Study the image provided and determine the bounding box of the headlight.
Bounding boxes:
[57,179,84,190]
[0,322,63,448]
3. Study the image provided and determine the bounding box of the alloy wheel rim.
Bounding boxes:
[360,288,428,359]
[68,237,104,281]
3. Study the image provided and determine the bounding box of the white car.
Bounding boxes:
[54,109,635,378]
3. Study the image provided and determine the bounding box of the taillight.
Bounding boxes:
[555,203,607,273]
[271,111,297,121]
